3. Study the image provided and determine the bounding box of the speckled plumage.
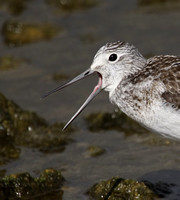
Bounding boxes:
[91,41,180,139]
[44,41,180,138]
[122,55,180,111]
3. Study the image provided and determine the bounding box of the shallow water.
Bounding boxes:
[0,0,180,199]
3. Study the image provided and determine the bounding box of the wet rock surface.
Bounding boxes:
[87,145,105,157]
[87,177,157,200]
[0,168,64,200]
[0,92,74,164]
[2,20,60,47]
[88,174,180,200]
[0,93,70,199]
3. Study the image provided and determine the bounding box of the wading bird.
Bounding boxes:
[42,41,180,139]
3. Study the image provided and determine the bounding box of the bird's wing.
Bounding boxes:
[161,92,180,109]
[129,55,180,109]
[157,57,180,109]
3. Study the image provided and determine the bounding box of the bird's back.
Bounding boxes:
[131,55,180,109]
[112,55,180,139]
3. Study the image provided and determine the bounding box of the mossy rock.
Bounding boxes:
[18,122,74,153]
[85,110,148,135]
[46,0,99,12]
[0,92,48,136]
[0,168,64,200]
[2,20,60,47]
[87,177,157,200]
[0,92,74,165]
[0,92,74,150]
[87,145,105,157]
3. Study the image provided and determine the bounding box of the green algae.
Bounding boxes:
[0,56,25,70]
[46,0,99,12]
[0,169,64,200]
[0,0,30,16]
[87,145,105,157]
[88,177,157,200]
[85,110,148,135]
[0,92,74,165]
[2,20,60,47]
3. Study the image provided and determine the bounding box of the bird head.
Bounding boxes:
[42,41,146,129]
[90,41,146,93]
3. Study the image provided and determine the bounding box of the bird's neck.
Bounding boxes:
[109,56,149,121]
[126,55,147,77]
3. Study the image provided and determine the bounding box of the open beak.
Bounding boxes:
[42,69,102,130]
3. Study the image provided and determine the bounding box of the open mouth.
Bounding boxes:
[92,72,102,96]
[42,69,102,130]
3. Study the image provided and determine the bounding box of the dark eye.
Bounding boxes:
[109,53,118,62]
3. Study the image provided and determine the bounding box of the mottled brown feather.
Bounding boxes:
[130,55,180,108]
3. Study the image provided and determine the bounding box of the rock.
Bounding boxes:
[0,92,74,165]
[87,145,105,157]
[87,177,157,200]
[2,20,61,47]
[0,168,64,200]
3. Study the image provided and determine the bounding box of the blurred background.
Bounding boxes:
[0,0,180,199]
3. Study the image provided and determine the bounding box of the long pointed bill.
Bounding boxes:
[62,75,102,130]
[41,69,102,130]
[41,69,94,99]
